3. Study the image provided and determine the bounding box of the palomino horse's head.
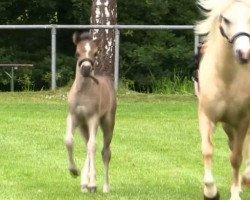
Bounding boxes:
[196,0,250,64]
[219,0,250,63]
[72,32,99,77]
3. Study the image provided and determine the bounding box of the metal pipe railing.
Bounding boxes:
[0,24,196,90]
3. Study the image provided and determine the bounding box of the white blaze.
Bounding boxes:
[84,42,91,58]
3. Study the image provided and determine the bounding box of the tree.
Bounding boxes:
[90,0,117,79]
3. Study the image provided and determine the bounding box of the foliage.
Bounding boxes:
[0,0,199,92]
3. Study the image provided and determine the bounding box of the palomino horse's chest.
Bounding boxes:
[203,85,250,124]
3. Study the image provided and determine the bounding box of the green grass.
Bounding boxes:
[0,91,250,199]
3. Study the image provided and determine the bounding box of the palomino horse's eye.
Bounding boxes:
[223,16,231,25]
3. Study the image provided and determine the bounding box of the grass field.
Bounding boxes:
[1,90,250,200]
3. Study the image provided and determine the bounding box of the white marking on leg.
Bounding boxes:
[230,184,242,200]
[65,114,79,175]
[204,170,217,198]
[199,111,217,198]
[87,117,98,189]
[81,154,90,192]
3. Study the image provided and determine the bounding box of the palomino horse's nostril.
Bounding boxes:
[236,49,249,64]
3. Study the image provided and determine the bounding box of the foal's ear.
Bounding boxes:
[72,31,81,45]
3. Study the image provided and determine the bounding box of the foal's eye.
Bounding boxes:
[75,52,80,59]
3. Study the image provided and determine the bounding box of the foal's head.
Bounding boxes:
[73,32,99,77]
[219,0,250,63]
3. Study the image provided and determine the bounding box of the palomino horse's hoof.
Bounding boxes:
[88,186,97,193]
[69,168,80,177]
[204,192,220,200]
[242,174,250,187]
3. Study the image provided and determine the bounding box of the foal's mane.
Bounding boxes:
[78,32,92,41]
[73,31,92,45]
[195,0,250,41]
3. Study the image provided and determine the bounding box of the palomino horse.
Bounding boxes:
[195,0,250,199]
[65,32,116,193]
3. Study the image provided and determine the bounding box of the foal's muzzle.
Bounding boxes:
[78,58,94,77]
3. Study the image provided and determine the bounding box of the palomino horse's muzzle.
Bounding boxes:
[220,27,250,63]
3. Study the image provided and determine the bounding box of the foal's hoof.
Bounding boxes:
[69,168,80,177]
[204,192,220,200]
[81,185,88,193]
[88,186,97,193]
[242,174,250,187]
[103,184,110,193]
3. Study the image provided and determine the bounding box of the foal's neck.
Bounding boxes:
[75,72,96,92]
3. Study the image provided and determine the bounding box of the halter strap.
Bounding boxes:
[220,26,250,44]
[230,32,250,44]
[219,15,250,44]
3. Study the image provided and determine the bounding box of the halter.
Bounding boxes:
[78,58,94,67]
[78,57,99,84]
[219,15,250,44]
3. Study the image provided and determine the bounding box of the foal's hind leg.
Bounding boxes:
[100,114,115,193]
[65,114,80,177]
[199,110,219,199]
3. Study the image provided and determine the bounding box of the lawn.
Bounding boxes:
[0,91,250,200]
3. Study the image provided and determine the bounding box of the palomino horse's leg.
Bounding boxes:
[79,124,90,192]
[242,132,250,187]
[230,125,248,200]
[199,110,219,199]
[100,114,115,193]
[222,123,235,151]
[86,116,98,193]
[65,114,80,177]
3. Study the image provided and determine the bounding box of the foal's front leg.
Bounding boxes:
[199,110,219,199]
[85,116,98,192]
[65,114,80,177]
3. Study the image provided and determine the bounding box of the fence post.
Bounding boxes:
[11,66,14,92]
[114,28,120,91]
[51,26,57,90]
[194,34,199,54]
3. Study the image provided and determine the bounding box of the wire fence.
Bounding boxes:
[0,24,199,90]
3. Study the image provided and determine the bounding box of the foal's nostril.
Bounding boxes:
[81,66,91,77]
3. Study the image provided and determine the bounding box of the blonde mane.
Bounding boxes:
[195,0,250,41]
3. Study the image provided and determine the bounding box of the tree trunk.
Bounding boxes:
[91,0,117,79]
